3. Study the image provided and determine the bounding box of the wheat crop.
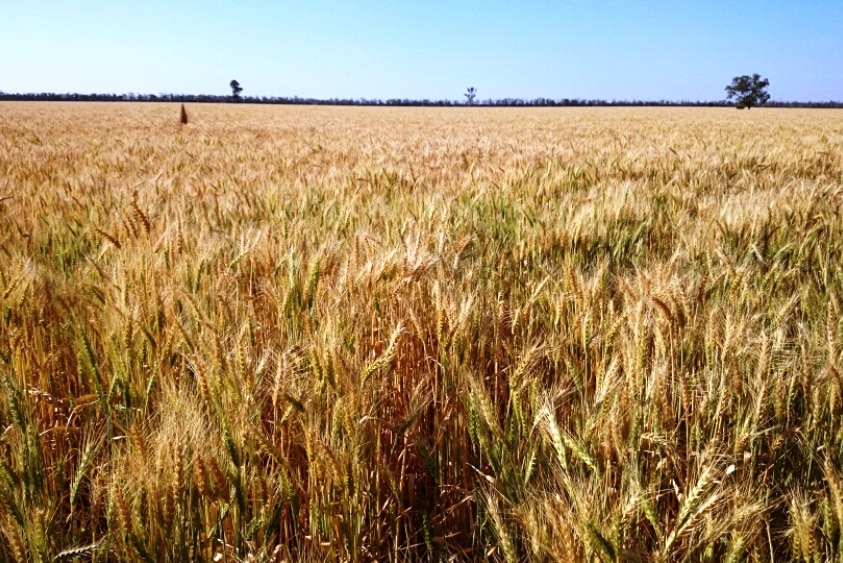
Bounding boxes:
[0,102,842,561]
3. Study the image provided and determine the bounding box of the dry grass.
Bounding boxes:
[1,102,842,561]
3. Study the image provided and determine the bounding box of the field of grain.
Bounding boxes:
[1,102,843,561]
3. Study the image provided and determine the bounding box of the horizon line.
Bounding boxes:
[2,91,842,107]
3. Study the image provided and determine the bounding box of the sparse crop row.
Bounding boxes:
[0,103,842,561]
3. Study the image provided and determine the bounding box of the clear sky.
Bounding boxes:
[2,1,841,102]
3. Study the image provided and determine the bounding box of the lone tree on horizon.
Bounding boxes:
[725,74,770,109]
[230,79,243,100]
[464,87,477,105]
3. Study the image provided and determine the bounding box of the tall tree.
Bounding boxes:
[725,74,770,109]
[230,80,243,100]
[464,87,477,106]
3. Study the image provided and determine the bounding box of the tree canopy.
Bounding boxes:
[230,80,243,100]
[725,74,770,109]
[464,87,477,105]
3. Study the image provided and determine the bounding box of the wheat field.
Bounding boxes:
[1,102,843,561]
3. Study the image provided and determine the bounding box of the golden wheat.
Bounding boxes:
[0,102,841,561]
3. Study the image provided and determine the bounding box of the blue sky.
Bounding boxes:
[2,1,841,102]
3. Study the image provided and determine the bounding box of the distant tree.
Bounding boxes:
[725,74,770,109]
[464,87,477,105]
[230,80,243,100]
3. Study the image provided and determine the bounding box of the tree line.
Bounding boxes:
[0,85,840,109]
